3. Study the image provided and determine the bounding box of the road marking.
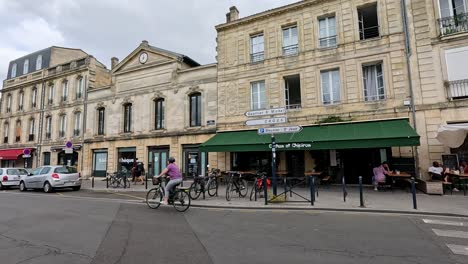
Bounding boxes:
[56,192,64,196]
[432,229,468,239]
[446,244,468,256]
[423,219,466,226]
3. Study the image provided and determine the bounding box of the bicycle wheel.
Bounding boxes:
[173,189,191,212]
[189,181,202,200]
[110,177,120,188]
[249,183,257,201]
[124,177,131,188]
[238,179,248,197]
[146,188,163,209]
[207,178,218,197]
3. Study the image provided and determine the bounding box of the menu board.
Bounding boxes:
[442,154,459,170]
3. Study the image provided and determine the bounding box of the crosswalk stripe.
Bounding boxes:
[423,219,466,226]
[446,244,468,256]
[432,229,468,239]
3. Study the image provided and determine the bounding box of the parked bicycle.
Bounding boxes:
[225,171,248,201]
[250,172,269,201]
[146,176,191,212]
[189,169,220,200]
[107,171,130,188]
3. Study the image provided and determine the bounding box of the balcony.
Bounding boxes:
[359,26,380,40]
[250,52,264,63]
[283,44,299,56]
[446,79,468,99]
[28,134,34,141]
[438,13,468,36]
[286,104,302,110]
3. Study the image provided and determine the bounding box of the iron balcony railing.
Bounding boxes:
[283,44,299,56]
[447,79,468,99]
[286,104,302,110]
[319,35,337,48]
[359,25,380,40]
[438,13,468,36]
[250,52,265,63]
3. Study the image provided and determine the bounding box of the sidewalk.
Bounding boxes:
[81,179,468,217]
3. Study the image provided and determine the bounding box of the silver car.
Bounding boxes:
[19,166,82,193]
[0,168,28,189]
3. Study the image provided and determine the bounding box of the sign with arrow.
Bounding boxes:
[258,126,303,135]
[245,116,287,126]
[245,107,286,117]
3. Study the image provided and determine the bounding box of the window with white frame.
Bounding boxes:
[282,25,298,56]
[45,116,52,139]
[11,63,17,78]
[358,4,380,40]
[29,118,35,141]
[250,34,264,62]
[439,0,468,18]
[74,112,81,137]
[97,108,105,135]
[59,115,66,138]
[189,93,201,127]
[6,95,11,113]
[284,75,302,109]
[18,91,24,110]
[36,55,42,71]
[23,59,29,74]
[438,0,468,35]
[251,81,266,110]
[3,123,9,143]
[32,88,37,108]
[321,69,341,104]
[154,98,165,129]
[76,77,84,99]
[48,85,54,105]
[62,81,68,101]
[319,16,337,48]
[445,46,468,98]
[363,62,385,101]
[123,103,132,133]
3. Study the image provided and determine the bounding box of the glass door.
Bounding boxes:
[93,150,108,177]
[148,147,169,177]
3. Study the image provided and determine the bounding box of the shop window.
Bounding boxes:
[251,81,266,110]
[284,75,301,109]
[118,148,136,173]
[250,33,264,62]
[97,108,105,135]
[58,151,78,166]
[363,62,385,101]
[321,69,341,105]
[282,25,298,56]
[93,150,108,177]
[154,98,165,130]
[43,152,51,165]
[123,103,132,133]
[358,4,380,40]
[319,16,337,48]
[189,93,201,127]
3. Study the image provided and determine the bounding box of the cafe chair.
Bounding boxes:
[442,182,453,195]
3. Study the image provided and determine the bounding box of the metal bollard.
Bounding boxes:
[263,177,268,205]
[92,176,95,189]
[342,176,347,202]
[124,175,127,189]
[284,177,287,200]
[310,176,315,206]
[411,177,417,210]
[145,173,148,190]
[106,175,109,189]
[254,178,257,201]
[359,176,364,207]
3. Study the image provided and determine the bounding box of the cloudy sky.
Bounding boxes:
[0,0,298,86]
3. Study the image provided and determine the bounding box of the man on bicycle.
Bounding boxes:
[156,157,182,205]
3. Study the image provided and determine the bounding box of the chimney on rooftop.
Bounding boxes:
[141,40,149,46]
[226,6,239,23]
[111,57,119,70]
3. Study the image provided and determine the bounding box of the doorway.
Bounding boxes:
[148,146,169,177]
[286,151,305,177]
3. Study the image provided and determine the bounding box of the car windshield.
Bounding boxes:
[54,166,78,174]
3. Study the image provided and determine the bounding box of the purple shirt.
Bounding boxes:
[373,165,388,183]
[166,163,181,180]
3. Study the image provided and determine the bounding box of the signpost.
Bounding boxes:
[22,149,31,158]
[245,107,301,196]
[65,141,73,154]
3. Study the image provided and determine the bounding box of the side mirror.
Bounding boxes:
[27,173,33,176]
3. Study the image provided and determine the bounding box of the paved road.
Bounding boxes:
[0,189,467,264]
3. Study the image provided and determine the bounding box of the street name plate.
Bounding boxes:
[258,126,303,135]
[245,107,286,117]
[245,116,287,126]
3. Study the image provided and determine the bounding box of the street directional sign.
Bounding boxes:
[258,126,303,135]
[245,107,286,117]
[245,116,287,126]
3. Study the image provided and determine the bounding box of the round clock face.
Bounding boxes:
[139,52,148,64]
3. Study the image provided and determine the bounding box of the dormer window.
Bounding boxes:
[36,55,42,71]
[23,59,29,74]
[11,63,17,78]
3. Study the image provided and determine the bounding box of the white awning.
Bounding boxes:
[436,123,468,148]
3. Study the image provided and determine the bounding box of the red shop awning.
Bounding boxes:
[0,149,27,160]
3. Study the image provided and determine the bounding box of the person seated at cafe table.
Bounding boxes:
[460,161,468,174]
[372,161,391,191]
[428,161,447,181]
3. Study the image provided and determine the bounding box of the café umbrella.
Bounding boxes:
[436,123,468,148]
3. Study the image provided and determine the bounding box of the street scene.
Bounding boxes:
[1,0,468,263]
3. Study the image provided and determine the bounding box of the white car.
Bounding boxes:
[0,168,28,189]
[19,166,82,193]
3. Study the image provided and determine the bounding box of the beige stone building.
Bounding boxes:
[0,46,111,170]
[82,41,217,178]
[202,0,456,182]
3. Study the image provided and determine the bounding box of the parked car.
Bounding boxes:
[0,168,23,189]
[19,166,82,193]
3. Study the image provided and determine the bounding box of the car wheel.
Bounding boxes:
[19,181,27,192]
[72,186,81,191]
[43,182,53,193]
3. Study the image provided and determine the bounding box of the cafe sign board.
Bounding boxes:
[269,142,312,150]
[245,107,286,117]
[258,126,303,135]
[245,116,287,126]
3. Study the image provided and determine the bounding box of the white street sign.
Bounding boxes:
[245,107,286,117]
[258,126,303,135]
[245,116,287,126]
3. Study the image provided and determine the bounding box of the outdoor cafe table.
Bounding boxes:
[386,172,412,190]
[446,171,468,195]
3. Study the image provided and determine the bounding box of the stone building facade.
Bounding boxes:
[0,47,111,170]
[82,41,218,178]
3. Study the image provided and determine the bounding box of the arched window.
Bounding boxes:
[123,103,132,133]
[189,93,201,127]
[15,120,21,142]
[154,98,165,130]
[23,59,29,74]
[29,118,35,141]
[11,63,17,78]
[59,115,67,138]
[76,77,84,99]
[3,122,9,143]
[36,55,42,71]
[74,111,81,137]
[97,108,105,135]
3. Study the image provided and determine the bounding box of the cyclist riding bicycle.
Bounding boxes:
[155,157,182,205]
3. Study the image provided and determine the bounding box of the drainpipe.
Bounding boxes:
[80,72,88,176]
[36,78,46,167]
[401,0,420,178]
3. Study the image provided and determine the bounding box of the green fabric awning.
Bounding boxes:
[200,119,420,152]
